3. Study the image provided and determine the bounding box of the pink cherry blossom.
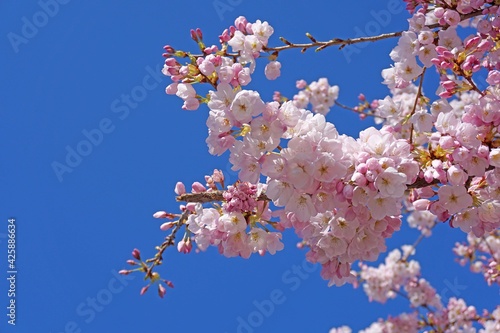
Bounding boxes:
[438,185,472,215]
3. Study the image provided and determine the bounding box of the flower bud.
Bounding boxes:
[140,285,149,295]
[160,222,175,231]
[158,283,167,298]
[413,199,430,211]
[191,181,206,193]
[153,211,168,219]
[132,248,141,260]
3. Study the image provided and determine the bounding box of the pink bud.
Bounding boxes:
[435,46,453,58]
[196,28,203,40]
[175,182,186,195]
[153,211,168,219]
[219,29,231,43]
[165,280,174,288]
[441,80,456,90]
[356,163,368,174]
[245,22,253,34]
[464,36,481,50]
[204,45,218,54]
[191,181,206,193]
[165,83,178,95]
[126,260,137,266]
[118,270,130,275]
[234,16,248,31]
[163,45,175,53]
[190,29,198,41]
[132,248,141,260]
[158,283,167,298]
[177,239,192,254]
[140,285,149,295]
[438,90,453,99]
[413,199,430,211]
[352,172,367,186]
[182,97,200,111]
[477,39,492,52]
[160,222,175,231]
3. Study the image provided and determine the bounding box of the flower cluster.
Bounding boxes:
[359,247,441,308]
[454,230,500,286]
[126,3,500,316]
[268,121,419,286]
[329,246,499,332]
[162,16,275,111]
[292,78,340,115]
[371,5,500,240]
[157,170,285,258]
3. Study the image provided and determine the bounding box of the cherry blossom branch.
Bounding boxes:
[268,31,404,54]
[334,100,383,119]
[267,7,487,55]
[409,68,427,145]
[176,190,270,203]
[144,210,188,279]
[176,176,442,206]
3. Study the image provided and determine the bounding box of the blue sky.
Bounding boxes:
[1,1,499,332]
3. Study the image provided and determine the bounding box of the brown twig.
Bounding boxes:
[409,68,427,145]
[176,191,270,203]
[144,210,189,279]
[334,100,384,119]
